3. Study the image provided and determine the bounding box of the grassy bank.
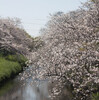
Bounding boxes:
[0,50,27,84]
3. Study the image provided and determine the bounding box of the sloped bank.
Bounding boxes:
[0,49,27,86]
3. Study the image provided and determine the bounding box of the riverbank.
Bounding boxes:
[0,49,27,85]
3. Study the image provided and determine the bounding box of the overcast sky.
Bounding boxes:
[0,0,87,37]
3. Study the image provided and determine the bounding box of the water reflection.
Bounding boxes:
[0,65,73,100]
[0,80,50,100]
[23,81,49,100]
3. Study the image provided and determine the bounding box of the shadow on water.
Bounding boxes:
[0,78,50,100]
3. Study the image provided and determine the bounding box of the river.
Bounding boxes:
[0,66,73,100]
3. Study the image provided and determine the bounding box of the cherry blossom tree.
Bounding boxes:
[32,0,99,99]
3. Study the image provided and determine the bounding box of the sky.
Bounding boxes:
[0,0,87,37]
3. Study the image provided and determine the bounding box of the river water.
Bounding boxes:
[0,79,50,100]
[0,66,73,100]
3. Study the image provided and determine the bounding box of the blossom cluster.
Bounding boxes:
[32,1,99,99]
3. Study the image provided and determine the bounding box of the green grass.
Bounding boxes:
[5,54,27,66]
[92,92,99,100]
[0,57,21,82]
[0,50,27,83]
